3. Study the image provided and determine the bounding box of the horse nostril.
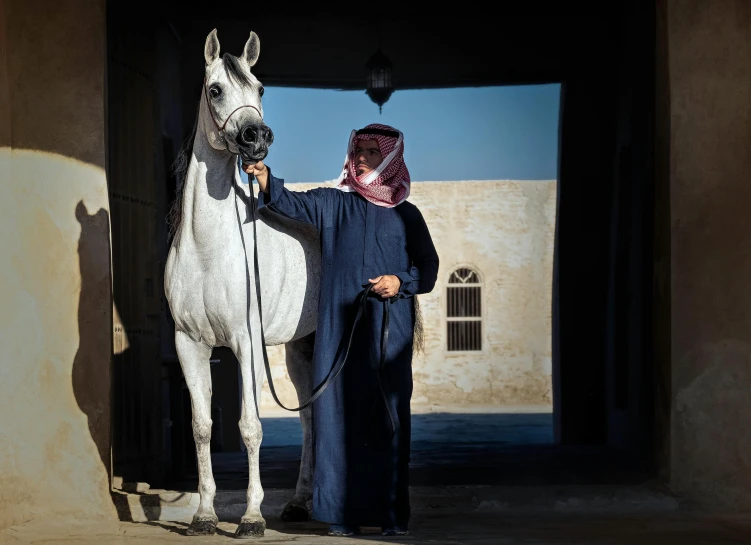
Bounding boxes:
[241,126,257,145]
[263,127,274,144]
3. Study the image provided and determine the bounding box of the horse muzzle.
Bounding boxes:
[236,122,274,161]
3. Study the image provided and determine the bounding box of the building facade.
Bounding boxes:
[3,1,751,530]
[259,179,557,411]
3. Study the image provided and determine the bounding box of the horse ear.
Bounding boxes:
[75,200,87,222]
[240,31,260,68]
[204,28,220,66]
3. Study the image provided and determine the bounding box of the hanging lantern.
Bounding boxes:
[365,48,393,114]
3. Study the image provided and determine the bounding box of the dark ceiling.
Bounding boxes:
[111,2,622,91]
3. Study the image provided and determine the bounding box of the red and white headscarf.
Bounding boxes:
[335,123,411,207]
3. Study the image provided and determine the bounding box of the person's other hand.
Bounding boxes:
[368,275,402,298]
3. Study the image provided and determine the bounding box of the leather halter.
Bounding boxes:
[203,77,263,140]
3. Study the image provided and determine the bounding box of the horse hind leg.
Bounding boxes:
[233,336,267,538]
[280,332,316,522]
[174,331,218,536]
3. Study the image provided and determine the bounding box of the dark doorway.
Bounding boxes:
[106,2,660,492]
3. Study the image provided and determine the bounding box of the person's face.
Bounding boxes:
[355,139,383,176]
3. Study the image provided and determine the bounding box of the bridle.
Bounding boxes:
[203,77,263,143]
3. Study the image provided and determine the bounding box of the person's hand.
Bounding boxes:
[242,160,269,193]
[368,275,402,299]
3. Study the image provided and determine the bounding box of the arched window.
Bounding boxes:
[447,267,482,351]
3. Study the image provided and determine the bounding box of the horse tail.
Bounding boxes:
[413,295,425,356]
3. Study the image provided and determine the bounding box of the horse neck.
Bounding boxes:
[180,102,244,248]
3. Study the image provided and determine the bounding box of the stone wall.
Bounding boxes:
[665,0,751,510]
[258,180,557,410]
[0,0,116,530]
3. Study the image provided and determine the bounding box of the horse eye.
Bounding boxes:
[258,86,264,97]
[209,86,221,98]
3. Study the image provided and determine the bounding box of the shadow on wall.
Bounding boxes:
[71,200,152,523]
[71,201,113,487]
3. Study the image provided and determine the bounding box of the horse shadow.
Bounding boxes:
[71,200,114,483]
[71,201,176,527]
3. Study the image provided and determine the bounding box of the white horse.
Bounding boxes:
[164,28,319,538]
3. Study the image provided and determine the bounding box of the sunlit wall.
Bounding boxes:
[0,0,117,530]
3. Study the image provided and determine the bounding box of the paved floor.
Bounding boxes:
[2,510,750,544]
[258,404,555,448]
[175,405,649,491]
[5,406,749,543]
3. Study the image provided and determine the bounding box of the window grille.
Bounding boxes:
[447,267,482,351]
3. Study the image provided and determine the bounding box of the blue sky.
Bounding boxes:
[240,83,561,184]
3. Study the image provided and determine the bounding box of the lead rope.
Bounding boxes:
[231,170,395,443]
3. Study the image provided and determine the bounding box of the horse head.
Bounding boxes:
[202,28,273,164]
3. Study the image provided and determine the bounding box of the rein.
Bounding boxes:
[231,173,398,443]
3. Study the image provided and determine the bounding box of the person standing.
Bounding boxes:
[244,123,439,536]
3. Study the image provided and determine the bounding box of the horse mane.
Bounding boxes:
[166,53,253,242]
[166,100,199,242]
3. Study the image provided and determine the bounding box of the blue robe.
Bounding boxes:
[257,172,439,527]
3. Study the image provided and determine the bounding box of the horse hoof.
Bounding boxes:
[186,516,218,536]
[235,519,265,538]
[281,503,309,522]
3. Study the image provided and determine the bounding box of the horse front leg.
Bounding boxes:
[280,332,316,522]
[233,336,267,538]
[175,331,218,536]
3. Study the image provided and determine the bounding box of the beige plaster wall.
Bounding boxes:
[667,0,751,509]
[259,180,556,410]
[0,0,116,530]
